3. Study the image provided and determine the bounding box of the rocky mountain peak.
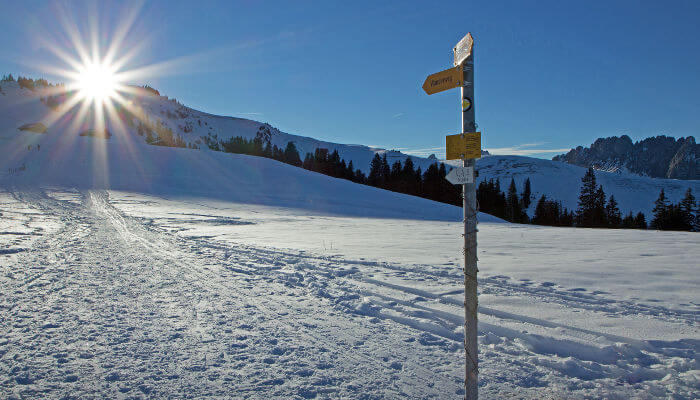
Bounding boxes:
[553,135,699,180]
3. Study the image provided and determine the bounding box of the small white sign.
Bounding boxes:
[445,166,474,185]
[453,32,474,66]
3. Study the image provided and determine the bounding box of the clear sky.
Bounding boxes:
[1,0,699,158]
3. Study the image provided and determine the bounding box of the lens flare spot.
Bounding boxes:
[76,62,118,103]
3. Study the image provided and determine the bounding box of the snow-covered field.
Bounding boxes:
[1,186,698,399]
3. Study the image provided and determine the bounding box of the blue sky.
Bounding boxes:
[1,0,699,158]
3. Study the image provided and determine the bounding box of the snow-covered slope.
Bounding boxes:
[3,80,698,220]
[1,81,435,174]
[470,155,700,217]
[1,81,506,222]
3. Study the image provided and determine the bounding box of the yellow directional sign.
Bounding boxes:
[422,66,462,95]
[446,132,481,160]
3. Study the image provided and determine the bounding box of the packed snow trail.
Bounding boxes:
[1,189,465,399]
[1,188,698,399]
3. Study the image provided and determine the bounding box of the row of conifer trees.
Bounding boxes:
[569,167,697,231]
[650,187,698,231]
[184,134,700,231]
[205,135,463,206]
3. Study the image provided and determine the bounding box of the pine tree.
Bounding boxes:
[530,195,572,227]
[422,163,441,201]
[506,178,525,223]
[532,195,548,225]
[283,142,302,167]
[593,186,608,227]
[402,158,419,196]
[635,212,647,229]
[272,145,284,161]
[621,212,636,229]
[605,195,621,228]
[347,160,355,181]
[415,167,422,195]
[476,179,508,220]
[339,159,348,179]
[262,142,272,158]
[576,167,598,227]
[651,189,669,230]
[560,207,575,227]
[329,150,342,177]
[438,163,460,205]
[494,179,506,218]
[253,137,264,156]
[380,154,391,188]
[390,161,402,190]
[521,178,532,209]
[354,168,366,184]
[368,154,382,187]
[680,188,697,231]
[666,203,687,231]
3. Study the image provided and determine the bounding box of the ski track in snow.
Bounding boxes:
[0,188,698,399]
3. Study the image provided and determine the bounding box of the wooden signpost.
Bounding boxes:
[423,32,479,400]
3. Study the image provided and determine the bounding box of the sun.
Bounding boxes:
[75,61,119,104]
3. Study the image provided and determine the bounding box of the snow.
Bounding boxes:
[1,81,699,398]
[1,187,697,399]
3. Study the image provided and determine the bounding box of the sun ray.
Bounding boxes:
[41,89,84,128]
[17,0,223,184]
[103,1,145,67]
[108,38,154,74]
[102,96,152,185]
[54,5,92,67]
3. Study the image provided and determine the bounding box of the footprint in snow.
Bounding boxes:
[389,361,403,370]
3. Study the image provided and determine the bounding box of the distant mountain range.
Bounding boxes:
[553,135,699,180]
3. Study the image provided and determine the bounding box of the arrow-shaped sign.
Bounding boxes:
[454,32,474,66]
[422,66,462,95]
[445,166,474,185]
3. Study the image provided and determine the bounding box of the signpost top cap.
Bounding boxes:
[454,32,474,66]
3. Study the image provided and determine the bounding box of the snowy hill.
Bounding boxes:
[1,80,506,222]
[473,155,700,218]
[2,79,698,221]
[0,80,436,175]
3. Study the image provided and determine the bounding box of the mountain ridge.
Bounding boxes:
[553,135,699,180]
